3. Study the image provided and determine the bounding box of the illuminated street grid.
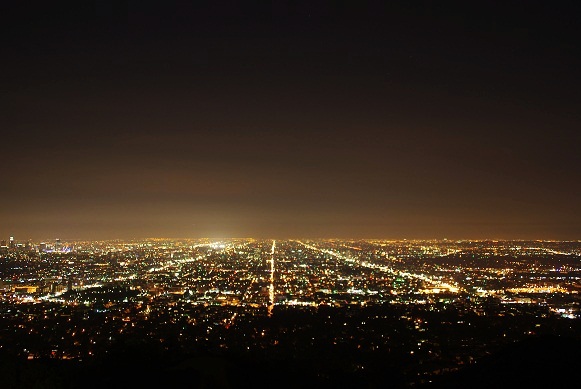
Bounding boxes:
[0,238,579,384]
[1,239,579,313]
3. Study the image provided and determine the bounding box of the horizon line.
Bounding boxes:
[6,237,581,243]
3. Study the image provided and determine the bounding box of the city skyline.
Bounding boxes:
[1,237,579,387]
[1,4,580,387]
[2,3,580,240]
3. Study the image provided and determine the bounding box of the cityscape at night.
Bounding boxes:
[2,1,580,388]
[0,237,579,387]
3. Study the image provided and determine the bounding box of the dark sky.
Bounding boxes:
[1,1,580,240]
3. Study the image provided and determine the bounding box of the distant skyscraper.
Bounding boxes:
[9,237,14,249]
[0,240,6,248]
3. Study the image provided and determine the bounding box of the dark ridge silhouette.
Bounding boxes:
[425,335,581,388]
[0,335,579,389]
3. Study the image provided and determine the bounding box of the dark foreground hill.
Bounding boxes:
[0,334,579,388]
[425,335,580,388]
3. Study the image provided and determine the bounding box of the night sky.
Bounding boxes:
[1,2,580,240]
